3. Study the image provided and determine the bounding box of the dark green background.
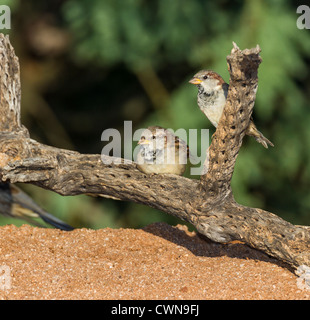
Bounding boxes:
[1,0,310,229]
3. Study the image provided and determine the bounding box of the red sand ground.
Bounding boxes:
[0,222,309,299]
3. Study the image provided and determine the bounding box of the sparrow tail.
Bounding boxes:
[39,211,74,231]
[0,183,74,231]
[10,205,74,231]
[246,121,274,149]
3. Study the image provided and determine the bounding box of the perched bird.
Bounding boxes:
[189,70,274,148]
[0,183,73,231]
[136,126,189,175]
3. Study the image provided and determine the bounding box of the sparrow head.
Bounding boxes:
[189,70,226,95]
[138,126,167,150]
[138,126,189,155]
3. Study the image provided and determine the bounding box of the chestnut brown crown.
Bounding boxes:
[189,70,226,86]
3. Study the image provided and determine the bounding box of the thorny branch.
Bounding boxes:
[0,34,309,269]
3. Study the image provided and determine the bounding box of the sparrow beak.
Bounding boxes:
[138,139,150,145]
[189,77,202,85]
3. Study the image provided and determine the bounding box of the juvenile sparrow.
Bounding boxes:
[136,126,189,175]
[189,70,274,148]
[0,183,73,230]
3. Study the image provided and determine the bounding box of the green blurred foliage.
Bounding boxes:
[0,0,310,229]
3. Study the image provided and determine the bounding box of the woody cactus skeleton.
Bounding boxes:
[0,34,309,269]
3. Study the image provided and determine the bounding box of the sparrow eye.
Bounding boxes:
[152,135,156,140]
[203,75,208,80]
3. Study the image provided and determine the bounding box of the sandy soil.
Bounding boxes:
[0,222,309,300]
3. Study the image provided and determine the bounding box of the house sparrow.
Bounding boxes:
[189,70,274,148]
[136,126,189,175]
[0,183,73,231]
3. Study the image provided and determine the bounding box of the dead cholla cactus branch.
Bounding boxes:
[0,34,309,269]
[202,42,262,198]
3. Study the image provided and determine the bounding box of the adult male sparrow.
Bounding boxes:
[0,183,73,230]
[189,70,274,148]
[136,126,189,175]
